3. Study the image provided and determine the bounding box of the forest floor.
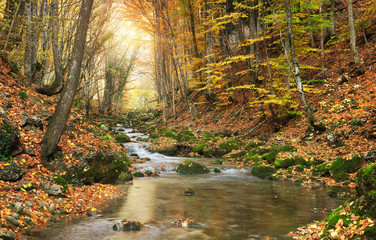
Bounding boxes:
[0,61,126,239]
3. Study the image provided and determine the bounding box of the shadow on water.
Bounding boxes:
[31,131,348,240]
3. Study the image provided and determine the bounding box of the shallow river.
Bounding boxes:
[31,130,345,240]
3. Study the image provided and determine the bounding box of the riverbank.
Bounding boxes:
[0,62,132,239]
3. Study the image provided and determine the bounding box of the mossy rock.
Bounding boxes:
[324,206,352,231]
[261,149,280,164]
[213,168,221,173]
[355,164,376,218]
[203,147,216,158]
[274,152,309,169]
[329,155,363,182]
[295,164,304,172]
[133,171,144,177]
[251,165,276,179]
[246,147,270,159]
[115,134,131,143]
[312,163,330,177]
[53,175,68,192]
[155,145,178,156]
[279,144,297,152]
[0,117,20,160]
[191,144,208,154]
[177,129,195,142]
[214,159,223,164]
[218,138,241,154]
[176,160,210,174]
[244,141,264,150]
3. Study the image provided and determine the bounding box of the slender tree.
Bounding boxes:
[41,0,94,163]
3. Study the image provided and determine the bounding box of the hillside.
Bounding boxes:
[0,60,131,239]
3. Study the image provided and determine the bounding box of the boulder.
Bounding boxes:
[113,220,143,231]
[0,163,24,182]
[0,231,16,240]
[40,181,64,196]
[176,160,210,174]
[9,202,23,215]
[115,134,130,143]
[326,133,342,147]
[0,116,20,158]
[329,155,363,182]
[251,165,276,180]
[355,163,376,218]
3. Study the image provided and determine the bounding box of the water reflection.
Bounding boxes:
[31,141,345,240]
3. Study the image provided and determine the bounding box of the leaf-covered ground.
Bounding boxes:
[0,61,124,238]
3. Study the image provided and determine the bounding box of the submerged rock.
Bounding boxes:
[184,188,195,196]
[113,220,143,231]
[175,218,202,228]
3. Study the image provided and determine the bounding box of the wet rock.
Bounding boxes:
[144,170,153,176]
[213,168,221,173]
[9,202,23,215]
[184,188,195,196]
[0,163,24,182]
[0,230,16,240]
[176,160,210,174]
[251,165,276,180]
[113,220,143,231]
[6,216,20,227]
[175,218,202,228]
[133,171,144,177]
[40,181,64,196]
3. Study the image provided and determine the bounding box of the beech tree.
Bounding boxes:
[41,0,94,163]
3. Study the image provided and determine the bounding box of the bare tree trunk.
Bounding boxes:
[24,0,37,80]
[41,0,94,163]
[285,0,316,128]
[347,0,360,65]
[37,0,64,96]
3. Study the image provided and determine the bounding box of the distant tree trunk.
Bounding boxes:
[37,0,64,96]
[41,0,94,163]
[347,0,360,65]
[24,0,38,80]
[330,0,335,37]
[285,0,316,128]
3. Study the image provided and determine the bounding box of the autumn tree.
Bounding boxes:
[41,0,94,163]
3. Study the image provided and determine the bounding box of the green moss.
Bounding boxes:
[218,138,241,153]
[279,145,297,152]
[213,168,221,173]
[251,165,276,179]
[53,175,68,192]
[261,149,279,164]
[274,158,295,168]
[312,163,329,176]
[191,144,208,153]
[133,171,144,177]
[329,155,363,181]
[18,92,28,100]
[214,159,223,164]
[324,205,352,230]
[295,164,304,172]
[203,147,215,158]
[176,160,210,174]
[115,134,130,143]
[155,145,178,156]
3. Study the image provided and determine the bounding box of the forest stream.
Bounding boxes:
[30,129,346,240]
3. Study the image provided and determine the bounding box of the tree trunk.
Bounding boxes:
[37,0,64,96]
[347,0,360,65]
[40,0,94,163]
[24,0,37,80]
[285,0,316,128]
